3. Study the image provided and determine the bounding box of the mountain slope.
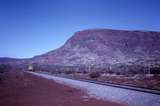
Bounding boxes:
[0,57,28,65]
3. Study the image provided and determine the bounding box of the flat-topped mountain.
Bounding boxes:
[1,29,160,73]
[32,29,160,67]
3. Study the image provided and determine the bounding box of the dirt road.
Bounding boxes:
[0,71,123,106]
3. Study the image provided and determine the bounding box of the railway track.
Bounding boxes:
[53,75,160,95]
[69,78,160,95]
[27,71,160,95]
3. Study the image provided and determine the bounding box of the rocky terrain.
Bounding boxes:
[1,29,160,74]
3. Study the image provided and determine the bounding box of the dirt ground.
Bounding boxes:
[0,71,124,106]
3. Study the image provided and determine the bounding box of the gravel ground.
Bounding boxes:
[29,72,160,106]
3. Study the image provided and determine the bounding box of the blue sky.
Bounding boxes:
[0,0,160,58]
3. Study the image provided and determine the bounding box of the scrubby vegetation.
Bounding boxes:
[64,70,75,74]
[0,64,11,73]
[89,72,101,78]
[29,63,160,77]
[0,64,12,82]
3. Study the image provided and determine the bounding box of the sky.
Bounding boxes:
[0,0,160,58]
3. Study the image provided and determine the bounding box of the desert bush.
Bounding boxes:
[65,70,75,74]
[115,71,121,75]
[77,70,88,74]
[0,64,11,73]
[108,70,114,74]
[89,72,101,78]
[150,67,160,74]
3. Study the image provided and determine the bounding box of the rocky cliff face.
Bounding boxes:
[31,29,160,68]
